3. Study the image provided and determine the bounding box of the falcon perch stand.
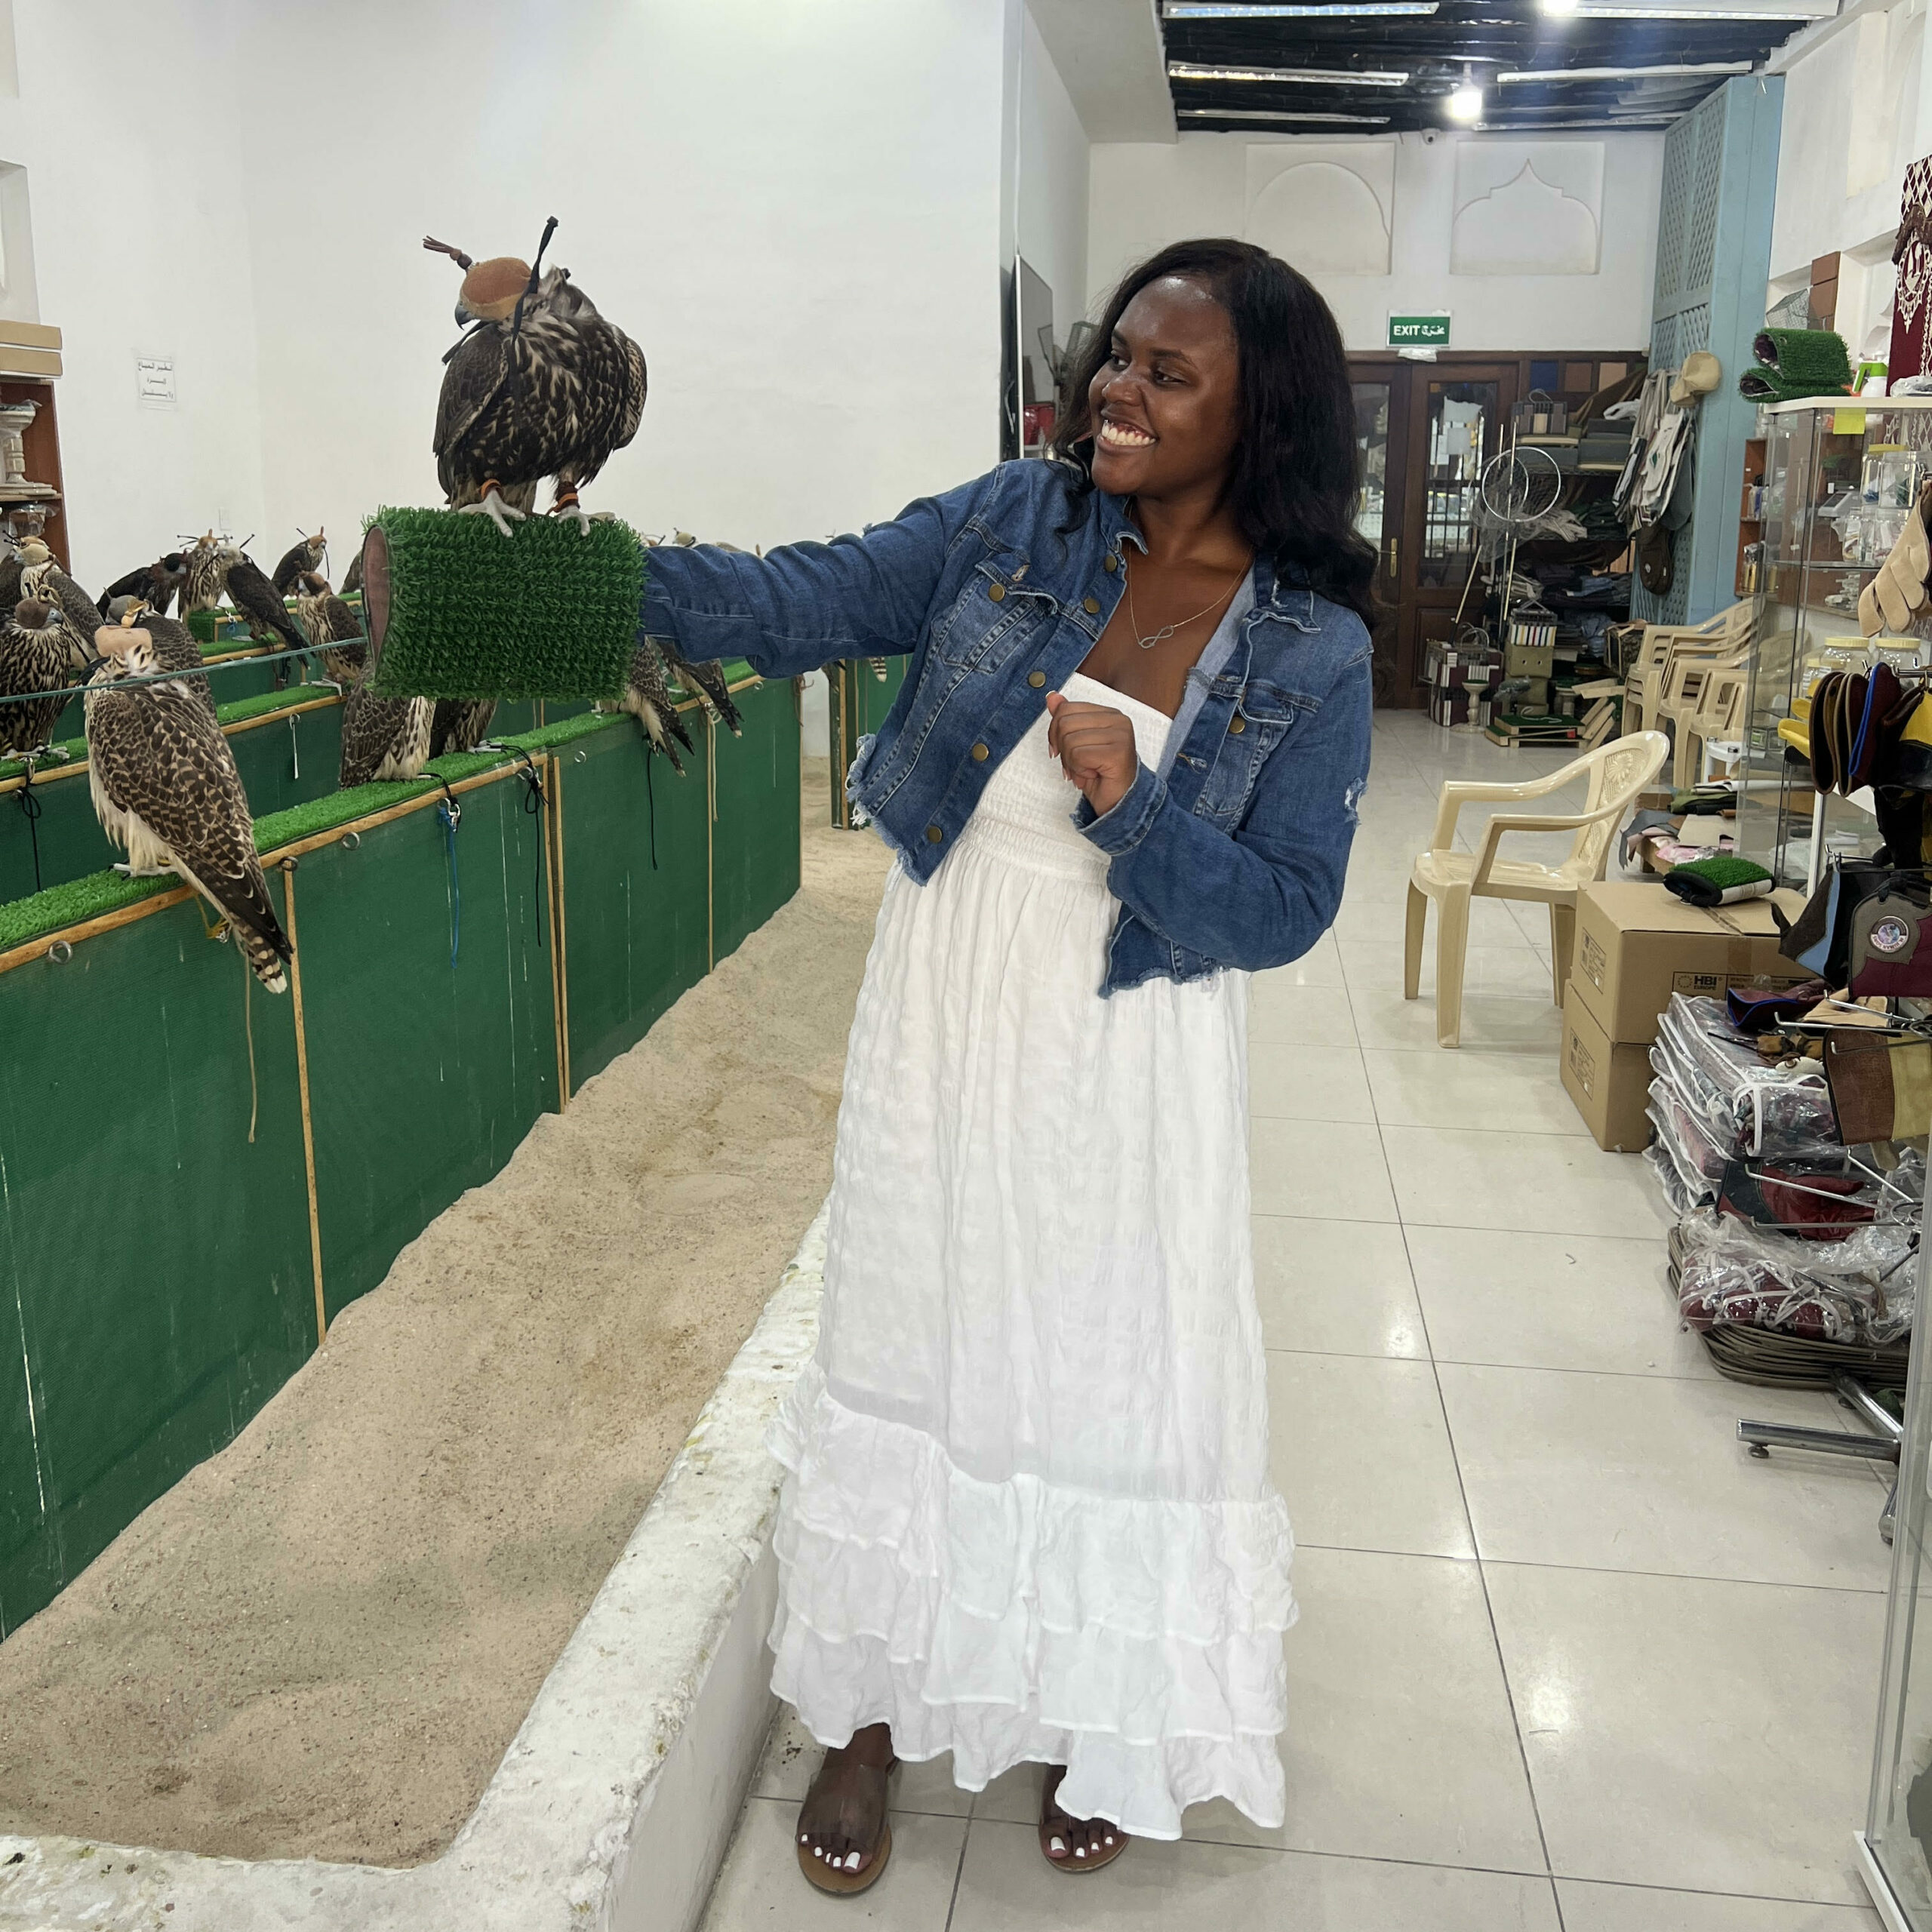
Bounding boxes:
[358,506,647,703]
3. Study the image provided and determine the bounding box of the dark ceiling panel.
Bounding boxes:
[1161,2,1821,131]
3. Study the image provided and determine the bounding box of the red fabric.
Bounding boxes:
[1891,157,1932,386]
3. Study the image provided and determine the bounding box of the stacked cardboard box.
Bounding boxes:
[1558,882,1811,1150]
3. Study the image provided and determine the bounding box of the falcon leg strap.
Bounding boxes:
[435,775,463,971]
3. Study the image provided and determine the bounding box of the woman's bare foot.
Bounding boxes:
[797,1721,895,1884]
[1039,1764,1127,1869]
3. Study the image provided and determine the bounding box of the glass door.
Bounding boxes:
[1350,363,1411,707]
[1400,365,1518,705]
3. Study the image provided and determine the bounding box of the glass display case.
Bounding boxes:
[1737,398,1932,889]
[1861,1241,1932,1929]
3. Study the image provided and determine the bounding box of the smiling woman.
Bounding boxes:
[635,235,1374,1897]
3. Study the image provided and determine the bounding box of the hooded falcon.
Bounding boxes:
[85,620,294,992]
[425,220,647,536]
[20,554,102,658]
[293,571,365,685]
[97,552,187,619]
[182,532,229,614]
[0,598,80,756]
[220,546,306,654]
[271,531,327,595]
[340,670,433,789]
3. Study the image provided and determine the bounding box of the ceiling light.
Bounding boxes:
[1165,2,1438,12]
[1168,59,1412,85]
[1499,60,1753,78]
[1540,0,1581,12]
[1447,63,1485,120]
[1167,106,1398,122]
[1565,2,1827,12]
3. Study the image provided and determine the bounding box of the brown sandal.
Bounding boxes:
[796,1754,897,1896]
[1038,1765,1129,1875]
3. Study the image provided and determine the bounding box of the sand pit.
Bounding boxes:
[0,760,890,1869]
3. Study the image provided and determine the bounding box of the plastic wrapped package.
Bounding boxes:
[1652,994,1841,1158]
[1675,1149,1924,1345]
[1647,1143,1704,1220]
[1647,1072,1729,1186]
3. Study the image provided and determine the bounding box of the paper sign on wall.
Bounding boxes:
[1389,313,1451,348]
[137,355,176,408]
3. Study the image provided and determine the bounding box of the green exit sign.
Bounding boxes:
[1389,313,1451,347]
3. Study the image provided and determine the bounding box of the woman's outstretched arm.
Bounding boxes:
[637,474,987,680]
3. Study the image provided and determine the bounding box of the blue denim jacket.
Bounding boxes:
[639,459,1372,995]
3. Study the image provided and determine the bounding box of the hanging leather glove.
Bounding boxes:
[1860,481,1932,634]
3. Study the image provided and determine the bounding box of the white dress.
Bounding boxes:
[767,669,1294,1840]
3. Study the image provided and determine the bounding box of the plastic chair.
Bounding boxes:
[1404,731,1671,1048]
[1666,658,1749,787]
[1622,602,1755,737]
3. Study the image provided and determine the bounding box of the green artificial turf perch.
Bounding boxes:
[361,506,648,704]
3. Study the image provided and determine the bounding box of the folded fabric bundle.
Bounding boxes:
[1665,856,1776,906]
[1751,328,1854,394]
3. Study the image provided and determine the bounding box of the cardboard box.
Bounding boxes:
[1561,982,1655,1152]
[1504,639,1555,679]
[1568,881,1811,1044]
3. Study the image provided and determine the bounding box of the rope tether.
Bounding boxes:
[13,759,42,892]
[435,775,463,970]
[510,749,547,945]
[643,740,660,872]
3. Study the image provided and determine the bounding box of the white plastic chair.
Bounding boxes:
[1404,731,1670,1048]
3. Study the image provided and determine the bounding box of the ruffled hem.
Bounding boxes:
[766,1366,1296,1839]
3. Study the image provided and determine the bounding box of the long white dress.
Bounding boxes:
[767,668,1294,1840]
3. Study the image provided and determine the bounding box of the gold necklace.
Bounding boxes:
[1123,552,1251,651]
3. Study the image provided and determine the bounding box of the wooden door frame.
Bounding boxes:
[1349,350,1647,708]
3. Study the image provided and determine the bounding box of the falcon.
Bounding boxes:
[182,532,229,614]
[429,699,496,758]
[340,670,433,788]
[615,640,695,775]
[425,220,647,536]
[221,547,306,654]
[293,571,365,685]
[0,598,80,756]
[20,553,102,657]
[135,608,218,716]
[97,552,187,618]
[271,531,327,595]
[85,620,294,992]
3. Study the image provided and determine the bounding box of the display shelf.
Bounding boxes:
[1737,398,1932,887]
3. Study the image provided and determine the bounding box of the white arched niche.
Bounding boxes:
[1245,146,1395,277]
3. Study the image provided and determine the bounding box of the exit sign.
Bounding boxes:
[1389,313,1451,347]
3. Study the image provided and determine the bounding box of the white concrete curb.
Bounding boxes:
[0,1207,829,1932]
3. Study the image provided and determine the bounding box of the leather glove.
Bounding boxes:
[1861,482,1932,635]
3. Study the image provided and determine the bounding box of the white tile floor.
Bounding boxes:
[697,712,1893,1931]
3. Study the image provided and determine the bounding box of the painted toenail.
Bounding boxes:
[1075,1847,1086,1858]
[845,1852,861,1869]
[1049,1835,1065,1854]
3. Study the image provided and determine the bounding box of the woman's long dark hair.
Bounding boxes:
[1053,238,1377,626]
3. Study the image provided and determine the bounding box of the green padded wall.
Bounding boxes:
[712,679,802,965]
[0,884,315,1636]
[0,685,801,1637]
[291,771,559,1322]
[558,713,712,1091]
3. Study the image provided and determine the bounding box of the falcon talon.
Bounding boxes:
[457,490,528,540]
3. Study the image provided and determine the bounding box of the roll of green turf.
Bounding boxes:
[360,506,648,703]
[1744,328,1853,400]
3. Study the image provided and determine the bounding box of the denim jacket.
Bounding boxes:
[639,460,1372,995]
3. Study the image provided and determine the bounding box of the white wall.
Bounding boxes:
[0,0,1014,589]
[0,0,270,590]
[1768,0,1932,365]
[1019,5,1091,340]
[1088,130,1664,353]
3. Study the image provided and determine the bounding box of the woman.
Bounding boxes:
[639,238,1374,1891]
